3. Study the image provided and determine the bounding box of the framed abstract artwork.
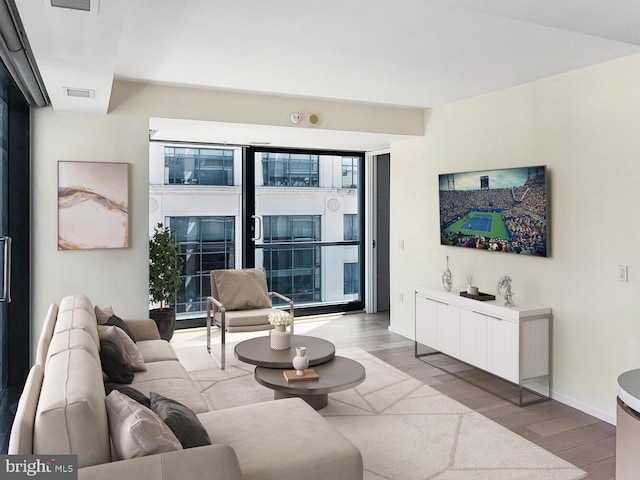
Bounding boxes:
[58,161,129,250]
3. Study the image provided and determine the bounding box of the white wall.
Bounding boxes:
[390,54,640,423]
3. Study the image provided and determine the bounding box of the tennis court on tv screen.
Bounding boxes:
[439,166,547,257]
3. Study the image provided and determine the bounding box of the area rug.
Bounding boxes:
[175,340,586,480]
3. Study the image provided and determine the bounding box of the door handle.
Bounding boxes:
[251,215,262,241]
[1,236,11,303]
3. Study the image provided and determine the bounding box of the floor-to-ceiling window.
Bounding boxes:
[150,143,364,323]
[0,61,31,452]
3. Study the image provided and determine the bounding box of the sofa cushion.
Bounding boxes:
[131,361,208,414]
[197,398,363,480]
[150,392,211,449]
[59,293,95,315]
[35,303,59,368]
[136,339,178,363]
[8,365,44,455]
[98,325,146,371]
[54,307,99,349]
[47,328,101,367]
[106,390,182,460]
[213,268,272,311]
[34,348,111,467]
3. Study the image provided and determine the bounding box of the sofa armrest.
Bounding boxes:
[79,445,242,480]
[123,318,161,341]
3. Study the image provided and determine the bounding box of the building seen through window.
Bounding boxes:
[262,153,319,187]
[165,147,234,185]
[168,216,235,314]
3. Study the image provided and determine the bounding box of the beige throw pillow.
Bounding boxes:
[97,325,146,372]
[95,305,114,325]
[214,268,272,311]
[105,390,182,460]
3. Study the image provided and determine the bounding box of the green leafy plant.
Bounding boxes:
[149,223,183,309]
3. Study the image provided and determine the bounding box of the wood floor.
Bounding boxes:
[307,310,616,480]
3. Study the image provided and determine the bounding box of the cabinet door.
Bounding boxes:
[486,317,519,383]
[415,294,437,349]
[437,302,460,358]
[460,310,487,370]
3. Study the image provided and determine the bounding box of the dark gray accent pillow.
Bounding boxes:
[149,392,211,449]
[105,314,136,342]
[100,340,134,384]
[105,383,151,408]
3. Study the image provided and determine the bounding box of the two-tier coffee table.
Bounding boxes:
[234,334,366,410]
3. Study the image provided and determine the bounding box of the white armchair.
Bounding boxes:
[206,268,294,369]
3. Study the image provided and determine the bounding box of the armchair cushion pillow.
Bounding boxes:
[99,340,134,384]
[105,390,182,460]
[214,268,272,311]
[149,392,211,449]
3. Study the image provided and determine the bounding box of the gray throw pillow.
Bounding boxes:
[214,268,272,311]
[97,325,146,372]
[99,339,134,384]
[149,392,211,449]
[105,314,136,342]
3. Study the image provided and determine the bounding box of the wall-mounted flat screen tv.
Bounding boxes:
[439,166,548,257]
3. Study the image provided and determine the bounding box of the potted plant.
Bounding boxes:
[149,222,183,341]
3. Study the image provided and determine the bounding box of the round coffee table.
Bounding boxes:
[234,334,335,368]
[254,356,366,410]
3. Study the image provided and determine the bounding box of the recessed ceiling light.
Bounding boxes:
[63,87,95,98]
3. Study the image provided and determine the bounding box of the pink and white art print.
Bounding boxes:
[58,161,129,250]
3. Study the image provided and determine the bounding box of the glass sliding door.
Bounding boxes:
[149,143,365,323]
[0,62,31,452]
[149,143,243,325]
[249,148,364,314]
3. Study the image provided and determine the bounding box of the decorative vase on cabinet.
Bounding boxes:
[442,256,453,292]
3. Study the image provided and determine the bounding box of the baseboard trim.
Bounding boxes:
[388,324,413,340]
[549,390,616,425]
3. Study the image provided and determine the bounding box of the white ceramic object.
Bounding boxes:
[292,347,309,375]
[270,324,291,350]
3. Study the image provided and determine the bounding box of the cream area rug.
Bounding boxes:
[172,333,586,480]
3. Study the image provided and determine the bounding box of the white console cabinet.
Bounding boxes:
[415,286,552,405]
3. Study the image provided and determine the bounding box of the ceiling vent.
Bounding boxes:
[63,87,95,98]
[51,0,90,11]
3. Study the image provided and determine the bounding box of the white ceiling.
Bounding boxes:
[14,0,640,149]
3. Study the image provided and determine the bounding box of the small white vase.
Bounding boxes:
[292,347,309,376]
[270,324,291,350]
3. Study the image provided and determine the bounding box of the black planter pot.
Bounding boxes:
[149,308,176,341]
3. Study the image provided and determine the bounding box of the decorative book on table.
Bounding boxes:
[283,369,319,382]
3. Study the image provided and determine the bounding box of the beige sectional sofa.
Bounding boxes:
[9,294,363,480]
